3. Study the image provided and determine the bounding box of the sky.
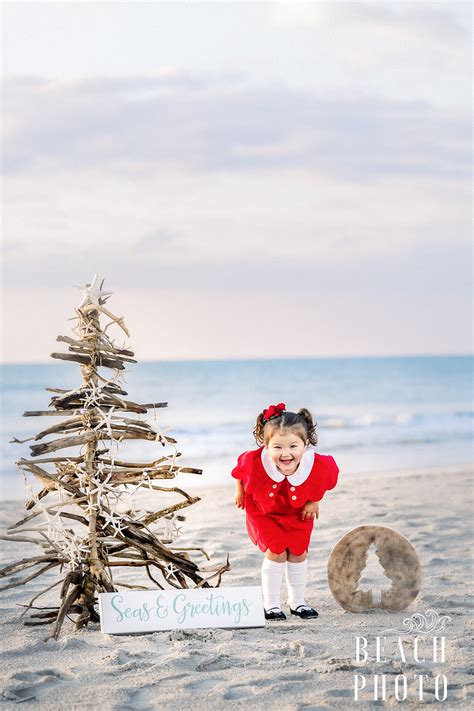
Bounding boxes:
[1,1,472,363]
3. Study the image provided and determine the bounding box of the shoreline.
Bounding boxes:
[1,462,472,504]
[3,353,472,366]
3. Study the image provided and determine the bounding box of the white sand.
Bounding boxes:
[1,467,473,710]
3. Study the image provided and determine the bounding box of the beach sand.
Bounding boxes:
[1,467,473,710]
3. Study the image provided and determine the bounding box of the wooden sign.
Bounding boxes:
[99,586,265,634]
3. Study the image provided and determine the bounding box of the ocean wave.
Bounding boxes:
[319,413,415,429]
[170,410,470,434]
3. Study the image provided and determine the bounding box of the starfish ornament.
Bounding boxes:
[164,563,180,584]
[78,274,112,309]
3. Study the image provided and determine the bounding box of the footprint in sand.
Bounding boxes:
[119,686,155,711]
[184,676,222,693]
[102,649,159,673]
[168,628,233,643]
[117,675,186,710]
[224,677,274,700]
[224,674,307,700]
[2,669,68,703]
[268,641,323,659]
[224,683,259,700]
[195,654,234,671]
[326,688,353,697]
[326,657,361,672]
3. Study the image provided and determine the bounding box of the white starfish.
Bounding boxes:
[75,466,89,489]
[93,405,116,439]
[128,459,158,497]
[50,385,85,409]
[82,380,105,410]
[78,274,112,309]
[79,318,99,337]
[88,469,115,507]
[145,412,172,445]
[61,532,90,569]
[162,515,183,542]
[164,563,180,584]
[100,510,129,536]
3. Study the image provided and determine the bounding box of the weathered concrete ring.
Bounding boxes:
[327,525,421,612]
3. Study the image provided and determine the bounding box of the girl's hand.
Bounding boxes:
[234,492,245,509]
[235,480,245,509]
[301,501,319,520]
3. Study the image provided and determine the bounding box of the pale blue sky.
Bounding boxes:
[1,1,472,362]
[3,1,471,106]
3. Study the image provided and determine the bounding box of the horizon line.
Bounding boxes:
[1,352,472,367]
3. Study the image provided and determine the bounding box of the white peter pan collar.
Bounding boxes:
[261,447,315,486]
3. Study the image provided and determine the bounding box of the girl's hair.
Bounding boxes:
[253,407,318,447]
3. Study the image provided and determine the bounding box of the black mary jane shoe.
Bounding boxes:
[264,607,287,620]
[290,605,319,619]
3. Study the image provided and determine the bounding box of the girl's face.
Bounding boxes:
[266,430,307,476]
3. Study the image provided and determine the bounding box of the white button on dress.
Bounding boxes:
[291,495,297,500]
[290,486,296,492]
[269,492,274,497]
[272,484,277,489]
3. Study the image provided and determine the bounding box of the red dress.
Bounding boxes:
[231,447,339,556]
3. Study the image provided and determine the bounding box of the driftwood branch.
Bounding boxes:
[0,555,65,578]
[50,352,127,370]
[47,584,82,640]
[80,302,130,337]
[16,455,85,465]
[141,494,201,526]
[29,433,96,456]
[17,460,84,498]
[97,454,181,468]
[32,417,85,440]
[19,579,63,618]
[0,562,60,592]
[57,334,134,356]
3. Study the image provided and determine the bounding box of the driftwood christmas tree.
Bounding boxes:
[1,275,228,639]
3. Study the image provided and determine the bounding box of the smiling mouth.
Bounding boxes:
[280,459,294,464]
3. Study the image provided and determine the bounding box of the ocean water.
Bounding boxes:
[0,356,472,500]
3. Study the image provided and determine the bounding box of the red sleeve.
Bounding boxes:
[231,451,250,487]
[307,454,339,502]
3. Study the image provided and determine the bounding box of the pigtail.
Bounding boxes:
[253,412,266,445]
[298,407,318,446]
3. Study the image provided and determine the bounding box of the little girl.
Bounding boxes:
[232,403,339,621]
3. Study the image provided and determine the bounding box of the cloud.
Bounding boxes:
[135,229,178,253]
[2,74,471,181]
[3,162,470,282]
[273,1,470,40]
[271,1,471,97]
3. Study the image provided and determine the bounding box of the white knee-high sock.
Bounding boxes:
[261,558,285,611]
[285,559,308,609]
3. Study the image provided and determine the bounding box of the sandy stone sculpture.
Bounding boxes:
[1,275,229,639]
[327,525,421,612]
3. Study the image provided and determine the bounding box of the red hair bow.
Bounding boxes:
[262,402,286,423]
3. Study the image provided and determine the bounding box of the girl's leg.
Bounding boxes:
[287,551,307,562]
[261,549,287,611]
[265,550,288,562]
[285,549,310,609]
